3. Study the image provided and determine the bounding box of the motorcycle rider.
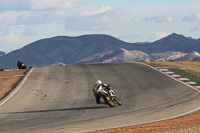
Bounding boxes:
[93,80,115,104]
[17,60,27,69]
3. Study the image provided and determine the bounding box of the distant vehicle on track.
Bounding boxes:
[17,60,27,69]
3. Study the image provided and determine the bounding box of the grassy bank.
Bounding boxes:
[168,68,200,85]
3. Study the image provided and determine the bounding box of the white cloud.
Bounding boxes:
[20,11,50,25]
[191,26,200,31]
[183,13,200,22]
[0,12,18,25]
[131,1,200,16]
[29,0,78,10]
[118,34,141,42]
[0,0,29,11]
[150,32,168,41]
[0,34,24,52]
[65,6,124,31]
[155,32,168,40]
[1,34,21,44]
[82,6,112,16]
[0,0,79,11]
[0,11,19,35]
[22,28,38,36]
[144,15,173,23]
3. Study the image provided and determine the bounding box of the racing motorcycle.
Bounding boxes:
[93,84,122,107]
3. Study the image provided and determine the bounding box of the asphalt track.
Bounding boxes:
[0,62,200,133]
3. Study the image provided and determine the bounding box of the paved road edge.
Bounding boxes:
[0,68,34,107]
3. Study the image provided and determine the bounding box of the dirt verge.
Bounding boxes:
[0,69,29,100]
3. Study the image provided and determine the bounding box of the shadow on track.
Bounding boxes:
[2,106,108,114]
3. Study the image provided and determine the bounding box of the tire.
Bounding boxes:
[104,97,115,107]
[96,95,101,104]
[117,98,122,105]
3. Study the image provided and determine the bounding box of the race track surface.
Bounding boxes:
[0,62,199,133]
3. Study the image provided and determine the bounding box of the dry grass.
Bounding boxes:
[0,69,28,100]
[144,61,200,76]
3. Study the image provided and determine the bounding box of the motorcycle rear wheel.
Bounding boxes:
[104,97,115,107]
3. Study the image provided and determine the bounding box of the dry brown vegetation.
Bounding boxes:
[144,61,200,76]
[91,113,200,132]
[0,69,28,100]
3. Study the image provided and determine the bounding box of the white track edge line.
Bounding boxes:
[0,68,35,107]
[0,75,24,79]
[141,62,200,93]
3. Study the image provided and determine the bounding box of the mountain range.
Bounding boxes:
[0,33,199,69]
[101,49,200,63]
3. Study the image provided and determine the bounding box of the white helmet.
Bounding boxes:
[96,80,102,84]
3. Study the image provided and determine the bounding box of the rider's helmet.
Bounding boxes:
[94,80,103,88]
[96,80,102,85]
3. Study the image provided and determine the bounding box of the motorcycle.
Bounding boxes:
[93,84,122,107]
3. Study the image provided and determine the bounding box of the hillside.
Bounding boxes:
[0,34,139,69]
[97,49,199,62]
[0,51,6,56]
[0,33,199,69]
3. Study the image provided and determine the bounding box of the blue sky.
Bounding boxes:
[0,0,200,52]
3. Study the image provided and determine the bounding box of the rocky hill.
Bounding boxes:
[147,51,188,62]
[97,49,199,63]
[0,33,199,69]
[175,51,200,61]
[99,48,148,63]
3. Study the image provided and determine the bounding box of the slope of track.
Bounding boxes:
[0,62,199,133]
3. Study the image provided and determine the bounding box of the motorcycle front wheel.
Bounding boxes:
[117,98,122,105]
